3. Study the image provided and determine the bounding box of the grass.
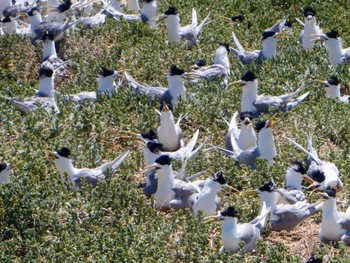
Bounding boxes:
[0,0,350,261]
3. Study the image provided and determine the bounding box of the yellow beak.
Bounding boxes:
[302,175,315,185]
[240,190,258,196]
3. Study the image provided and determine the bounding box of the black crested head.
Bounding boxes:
[39,65,54,78]
[309,170,325,183]
[221,206,238,217]
[0,163,7,173]
[212,171,226,185]
[147,141,163,154]
[194,59,206,67]
[159,102,173,111]
[57,147,71,158]
[306,256,323,263]
[99,67,114,77]
[143,0,153,3]
[58,0,72,13]
[231,15,244,22]
[255,120,267,133]
[42,33,54,42]
[304,7,316,17]
[241,71,257,82]
[327,75,340,86]
[164,6,178,15]
[285,21,293,27]
[28,7,40,16]
[170,65,185,76]
[155,155,171,165]
[141,129,158,140]
[326,30,339,39]
[218,43,230,53]
[2,16,11,23]
[291,161,306,174]
[324,187,336,198]
[258,181,275,192]
[262,31,276,40]
[240,112,253,121]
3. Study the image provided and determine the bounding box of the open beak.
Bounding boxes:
[314,79,328,86]
[224,184,240,193]
[144,163,160,174]
[204,214,224,223]
[302,175,315,185]
[44,150,57,160]
[267,113,279,128]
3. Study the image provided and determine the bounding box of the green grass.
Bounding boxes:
[0,0,350,261]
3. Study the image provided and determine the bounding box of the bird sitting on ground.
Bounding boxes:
[46,147,130,189]
[314,76,349,104]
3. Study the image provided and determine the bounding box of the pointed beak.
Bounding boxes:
[144,163,160,174]
[224,184,240,193]
[44,150,57,160]
[267,113,278,128]
[11,161,23,168]
[314,79,328,86]
[240,190,258,196]
[162,102,169,112]
[155,14,166,22]
[204,214,223,223]
[218,16,234,24]
[302,175,315,185]
[310,34,327,42]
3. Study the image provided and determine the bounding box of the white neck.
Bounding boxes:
[97,76,116,97]
[322,198,340,221]
[38,76,55,98]
[324,85,341,98]
[221,218,240,252]
[158,112,178,151]
[168,75,186,106]
[155,165,175,208]
[54,157,76,181]
[214,46,230,70]
[43,40,57,60]
[258,128,276,166]
[127,0,139,11]
[241,81,258,112]
[3,20,17,34]
[29,13,42,34]
[166,15,181,42]
[285,168,303,190]
[303,19,317,50]
[325,39,343,65]
[142,1,157,27]
[261,38,277,59]
[0,169,10,184]
[238,124,257,150]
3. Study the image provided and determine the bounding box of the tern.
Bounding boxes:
[125,65,186,108]
[225,111,257,151]
[314,76,349,103]
[312,30,350,65]
[189,171,238,217]
[213,114,277,169]
[0,163,11,184]
[283,135,343,191]
[243,181,323,232]
[159,6,211,49]
[230,30,286,65]
[208,205,270,254]
[183,43,230,87]
[143,155,199,211]
[319,188,350,244]
[233,71,310,118]
[296,7,323,50]
[46,147,130,189]
[64,67,122,103]
[1,64,59,115]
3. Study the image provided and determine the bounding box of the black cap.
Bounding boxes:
[169,65,185,76]
[291,161,306,174]
[309,170,325,183]
[164,6,178,15]
[42,33,54,42]
[326,30,339,39]
[324,188,336,198]
[221,206,238,217]
[58,0,72,13]
[327,76,340,86]
[258,181,275,192]
[39,65,54,78]
[155,155,171,165]
[284,21,292,27]
[99,67,114,77]
[147,142,163,154]
[262,31,276,40]
[241,71,257,82]
[240,112,253,121]
[0,163,7,173]
[218,43,230,53]
[141,129,158,140]
[255,120,267,133]
[57,147,71,158]
[212,171,226,185]
[28,7,40,16]
[194,59,206,67]
[231,15,244,23]
[159,103,173,111]
[304,7,316,17]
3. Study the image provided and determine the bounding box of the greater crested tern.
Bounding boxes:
[319,188,350,244]
[296,7,323,50]
[215,114,277,169]
[189,171,237,217]
[208,205,270,254]
[234,71,309,118]
[312,30,350,65]
[1,64,60,115]
[0,163,11,184]
[315,76,349,103]
[283,135,343,191]
[46,147,130,189]
[159,6,210,49]
[125,65,186,108]
[230,30,286,65]
[183,43,230,87]
[225,111,257,151]
[143,154,199,211]
[64,67,121,103]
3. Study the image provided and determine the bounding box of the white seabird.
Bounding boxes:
[0,163,11,184]
[315,75,349,103]
[46,147,130,189]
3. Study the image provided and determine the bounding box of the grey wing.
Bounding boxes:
[277,188,305,204]
[160,90,172,105]
[11,96,58,114]
[172,180,198,198]
[97,150,130,174]
[338,213,350,230]
[241,51,260,65]
[67,91,97,103]
[237,147,260,169]
[254,94,282,113]
[265,18,286,33]
[124,72,165,99]
[298,31,304,44]
[77,169,105,187]
[237,224,260,252]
